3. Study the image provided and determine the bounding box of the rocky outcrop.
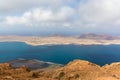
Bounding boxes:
[0,63,37,80]
[37,60,120,80]
[1,60,120,80]
[102,62,120,79]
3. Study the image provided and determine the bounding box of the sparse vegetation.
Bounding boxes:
[74,74,80,79]
[57,71,65,80]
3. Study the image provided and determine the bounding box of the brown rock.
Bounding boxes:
[96,77,119,80]
[1,60,120,80]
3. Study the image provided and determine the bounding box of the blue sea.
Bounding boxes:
[0,42,120,66]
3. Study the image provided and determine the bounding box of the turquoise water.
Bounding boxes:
[0,42,120,66]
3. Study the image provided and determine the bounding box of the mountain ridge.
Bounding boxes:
[79,33,120,40]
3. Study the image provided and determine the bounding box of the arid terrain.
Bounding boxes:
[1,60,120,80]
[0,34,120,46]
[0,34,120,80]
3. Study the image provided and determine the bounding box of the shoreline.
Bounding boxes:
[0,36,120,46]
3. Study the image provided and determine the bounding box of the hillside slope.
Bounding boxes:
[0,60,120,80]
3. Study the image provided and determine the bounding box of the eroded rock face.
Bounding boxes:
[102,62,120,79]
[53,60,103,80]
[0,60,120,80]
[0,63,37,80]
[96,77,119,80]
[37,60,120,80]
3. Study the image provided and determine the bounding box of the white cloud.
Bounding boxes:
[0,0,74,14]
[1,0,120,35]
[5,7,75,25]
[3,0,120,27]
[79,0,120,24]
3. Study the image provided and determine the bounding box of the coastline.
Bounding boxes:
[0,36,120,46]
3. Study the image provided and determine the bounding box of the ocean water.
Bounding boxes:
[0,42,120,66]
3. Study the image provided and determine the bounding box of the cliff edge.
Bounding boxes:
[1,60,120,80]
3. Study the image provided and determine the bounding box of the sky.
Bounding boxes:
[0,0,120,36]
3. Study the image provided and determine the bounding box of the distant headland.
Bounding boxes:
[0,33,120,46]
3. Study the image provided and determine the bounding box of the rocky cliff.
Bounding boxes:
[1,60,120,80]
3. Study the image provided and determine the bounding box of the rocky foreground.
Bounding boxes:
[1,60,120,80]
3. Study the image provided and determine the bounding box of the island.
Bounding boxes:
[0,33,120,46]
